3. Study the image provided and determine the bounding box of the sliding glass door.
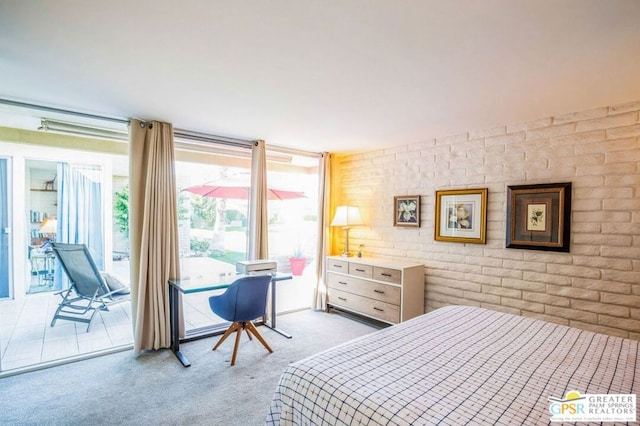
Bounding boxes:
[0,158,9,298]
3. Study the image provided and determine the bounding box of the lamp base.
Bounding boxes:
[340,252,353,257]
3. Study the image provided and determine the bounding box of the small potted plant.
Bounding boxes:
[289,247,306,276]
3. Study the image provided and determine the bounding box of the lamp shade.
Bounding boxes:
[330,206,363,227]
[39,217,58,234]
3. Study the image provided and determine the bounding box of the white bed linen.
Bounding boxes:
[266,305,639,425]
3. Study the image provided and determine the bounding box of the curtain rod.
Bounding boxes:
[1,97,321,155]
[0,98,129,124]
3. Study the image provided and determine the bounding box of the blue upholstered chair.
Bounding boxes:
[209,274,273,365]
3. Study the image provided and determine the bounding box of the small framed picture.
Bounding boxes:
[393,195,420,227]
[435,188,487,244]
[506,182,571,252]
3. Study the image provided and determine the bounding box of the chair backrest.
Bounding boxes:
[212,275,272,322]
[52,243,109,297]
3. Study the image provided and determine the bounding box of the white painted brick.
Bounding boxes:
[573,233,633,247]
[598,315,640,333]
[553,107,608,124]
[572,255,632,271]
[546,264,601,279]
[501,297,545,313]
[435,133,468,146]
[468,125,506,140]
[576,162,637,177]
[522,291,570,307]
[606,123,640,139]
[463,291,500,305]
[520,271,571,286]
[483,285,521,299]
[602,223,640,235]
[551,129,606,147]
[572,278,631,294]
[545,305,598,324]
[573,300,629,317]
[546,284,599,301]
[605,148,640,164]
[575,112,638,132]
[601,270,640,285]
[526,122,576,140]
[507,117,553,133]
[603,198,640,211]
[502,278,545,293]
[608,101,640,114]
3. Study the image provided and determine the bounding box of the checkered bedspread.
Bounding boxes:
[265,305,639,425]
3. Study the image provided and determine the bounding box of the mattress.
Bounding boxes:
[265,305,639,425]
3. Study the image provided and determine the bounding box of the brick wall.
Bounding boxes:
[332,100,640,339]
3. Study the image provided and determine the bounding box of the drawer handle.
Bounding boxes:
[381,273,392,277]
[374,289,385,294]
[338,281,347,285]
[355,268,365,272]
[338,297,347,301]
[332,264,343,268]
[373,307,384,312]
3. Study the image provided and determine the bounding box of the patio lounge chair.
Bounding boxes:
[50,243,130,332]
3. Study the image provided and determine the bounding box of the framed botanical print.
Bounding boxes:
[506,182,571,252]
[435,188,487,244]
[394,195,420,227]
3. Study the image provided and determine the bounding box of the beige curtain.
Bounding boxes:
[313,152,332,310]
[129,119,181,353]
[248,140,269,260]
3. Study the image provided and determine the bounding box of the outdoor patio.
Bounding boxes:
[0,263,314,373]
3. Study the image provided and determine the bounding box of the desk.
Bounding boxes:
[168,272,292,367]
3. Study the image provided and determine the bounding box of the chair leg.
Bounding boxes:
[245,321,273,353]
[213,322,241,351]
[230,324,243,366]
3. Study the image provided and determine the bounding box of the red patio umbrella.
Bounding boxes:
[183,185,306,200]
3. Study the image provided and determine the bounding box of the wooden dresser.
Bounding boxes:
[326,256,425,324]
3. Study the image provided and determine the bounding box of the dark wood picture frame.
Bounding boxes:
[506,182,571,252]
[393,195,420,227]
[434,188,487,244]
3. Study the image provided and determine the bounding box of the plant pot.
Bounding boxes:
[289,257,306,276]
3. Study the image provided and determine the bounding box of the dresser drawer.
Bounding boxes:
[349,262,373,278]
[327,273,400,305]
[327,259,348,273]
[329,288,400,324]
[373,267,401,284]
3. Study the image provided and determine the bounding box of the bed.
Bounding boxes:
[265,306,639,425]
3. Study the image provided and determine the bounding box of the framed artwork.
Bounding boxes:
[506,182,571,252]
[393,195,420,227]
[435,188,487,244]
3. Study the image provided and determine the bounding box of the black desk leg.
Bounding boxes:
[263,278,292,339]
[170,286,191,367]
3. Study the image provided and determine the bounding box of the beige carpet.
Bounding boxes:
[0,309,378,426]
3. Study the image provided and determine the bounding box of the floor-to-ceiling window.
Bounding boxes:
[266,148,320,314]
[174,145,253,334]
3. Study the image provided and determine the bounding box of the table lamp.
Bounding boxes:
[330,206,363,257]
[40,216,57,240]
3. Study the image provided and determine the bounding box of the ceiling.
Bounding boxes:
[1,1,639,154]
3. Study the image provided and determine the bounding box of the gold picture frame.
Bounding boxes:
[435,188,487,244]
